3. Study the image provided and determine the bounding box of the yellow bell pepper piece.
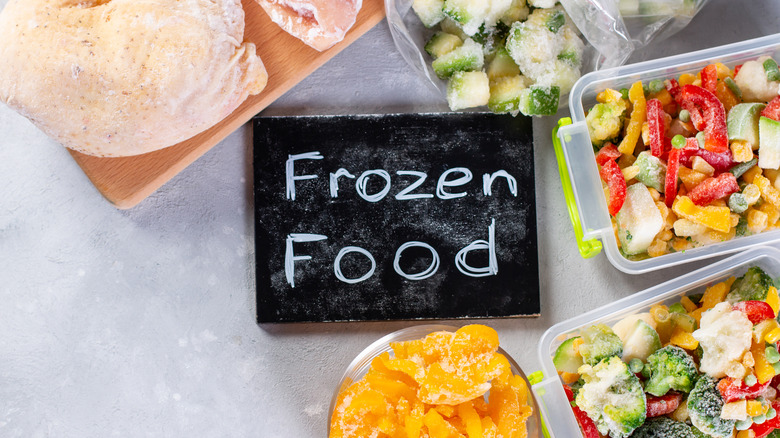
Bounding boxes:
[747,400,764,417]
[618,81,646,155]
[680,296,698,313]
[766,327,780,344]
[672,196,732,233]
[669,328,699,350]
[767,286,780,317]
[751,341,776,384]
[679,73,697,86]
[597,88,624,104]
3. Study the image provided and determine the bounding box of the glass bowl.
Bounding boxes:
[328,324,543,437]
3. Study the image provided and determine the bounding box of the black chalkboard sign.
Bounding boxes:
[253,112,539,323]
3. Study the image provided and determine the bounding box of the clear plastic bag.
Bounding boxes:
[561,0,712,70]
[385,0,712,96]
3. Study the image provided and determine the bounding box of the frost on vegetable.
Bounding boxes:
[413,0,446,27]
[631,416,697,438]
[734,56,780,102]
[579,323,623,366]
[692,302,752,378]
[644,346,698,396]
[447,70,490,110]
[726,265,774,303]
[432,38,484,79]
[586,100,628,146]
[687,375,736,438]
[575,356,647,438]
[615,183,664,256]
[505,7,584,95]
[634,151,668,193]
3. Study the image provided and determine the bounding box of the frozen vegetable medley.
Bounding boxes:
[587,56,780,259]
[553,266,780,437]
[410,0,584,115]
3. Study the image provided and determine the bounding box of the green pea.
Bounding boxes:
[672,134,687,149]
[745,374,758,386]
[679,109,691,122]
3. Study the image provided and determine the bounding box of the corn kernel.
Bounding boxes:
[622,165,640,181]
[744,184,761,205]
[743,351,756,368]
[672,237,694,252]
[726,362,748,379]
[680,296,697,313]
[731,140,755,163]
[572,337,584,353]
[647,238,669,258]
[561,372,580,385]
[748,208,769,234]
[679,73,696,86]
[648,187,661,202]
[760,202,780,225]
[755,319,780,343]
[743,166,763,184]
[715,63,731,79]
[691,156,716,176]
[641,122,650,146]
[658,229,674,242]
[757,175,780,208]
[673,218,707,237]
[737,430,757,438]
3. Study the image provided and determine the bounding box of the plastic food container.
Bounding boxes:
[328,324,544,438]
[553,33,780,273]
[530,246,780,438]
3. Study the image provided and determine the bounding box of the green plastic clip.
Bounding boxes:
[528,371,551,438]
[552,117,603,259]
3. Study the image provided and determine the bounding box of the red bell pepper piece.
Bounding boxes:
[733,300,775,325]
[665,78,681,99]
[563,385,600,438]
[735,64,743,76]
[665,146,682,208]
[762,96,780,122]
[646,392,682,417]
[701,64,718,93]
[647,99,666,158]
[751,400,780,438]
[718,376,771,403]
[679,85,729,154]
[600,159,627,216]
[688,172,740,206]
[679,148,736,174]
[595,143,622,166]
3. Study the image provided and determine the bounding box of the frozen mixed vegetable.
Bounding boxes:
[553,265,780,437]
[585,56,780,259]
[411,0,584,115]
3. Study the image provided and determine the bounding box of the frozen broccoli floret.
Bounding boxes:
[586,100,627,146]
[576,356,646,438]
[579,324,623,366]
[631,416,697,438]
[688,375,736,438]
[644,346,698,396]
[726,266,774,303]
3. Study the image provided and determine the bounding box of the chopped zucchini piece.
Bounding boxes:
[442,0,490,36]
[487,47,520,80]
[412,0,446,28]
[424,32,463,58]
[447,70,490,111]
[488,75,529,114]
[431,38,484,79]
[518,85,560,116]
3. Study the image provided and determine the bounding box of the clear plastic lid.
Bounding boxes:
[554,33,780,273]
[533,246,780,437]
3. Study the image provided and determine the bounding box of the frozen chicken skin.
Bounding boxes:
[257,0,362,51]
[0,0,268,157]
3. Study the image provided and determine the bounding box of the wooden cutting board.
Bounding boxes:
[68,0,386,209]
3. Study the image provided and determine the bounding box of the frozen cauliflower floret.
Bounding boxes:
[692,302,753,378]
[735,56,780,102]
